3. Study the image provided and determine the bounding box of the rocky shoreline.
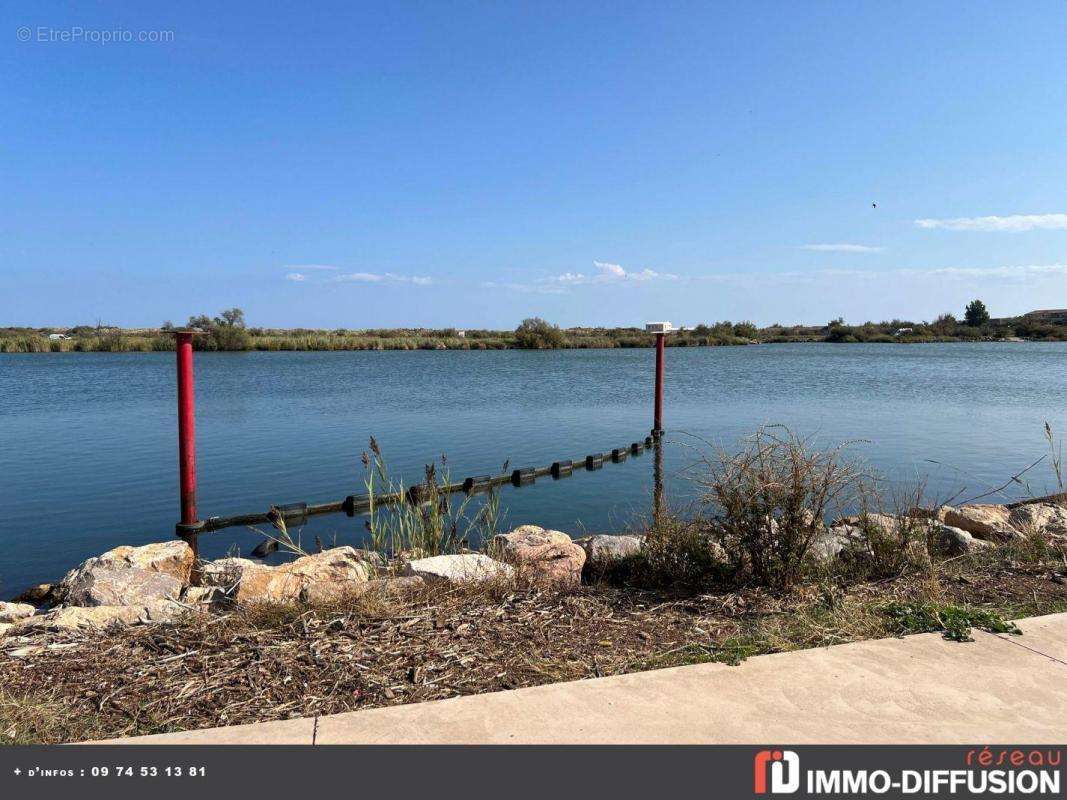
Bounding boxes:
[3,499,1065,650]
[0,526,642,647]
[2,498,1066,743]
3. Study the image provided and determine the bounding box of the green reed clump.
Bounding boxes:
[360,437,504,559]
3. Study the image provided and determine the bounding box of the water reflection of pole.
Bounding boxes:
[652,438,665,525]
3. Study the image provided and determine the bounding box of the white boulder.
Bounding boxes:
[63,565,183,607]
[0,602,36,624]
[403,553,513,584]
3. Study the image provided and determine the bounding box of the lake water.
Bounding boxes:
[2,343,1065,593]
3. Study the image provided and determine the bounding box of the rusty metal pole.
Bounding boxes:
[174,331,204,568]
[652,332,665,437]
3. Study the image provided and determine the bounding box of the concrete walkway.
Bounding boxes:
[102,612,1067,744]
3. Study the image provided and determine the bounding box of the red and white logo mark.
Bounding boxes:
[754,750,801,794]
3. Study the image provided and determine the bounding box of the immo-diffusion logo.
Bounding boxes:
[754,750,801,794]
[752,747,1061,796]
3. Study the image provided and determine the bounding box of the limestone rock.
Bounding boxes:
[577,534,644,565]
[200,558,260,591]
[1008,503,1067,537]
[810,525,863,562]
[351,549,389,571]
[11,584,57,607]
[403,553,513,584]
[201,547,370,605]
[940,504,1020,541]
[492,525,585,588]
[56,540,195,606]
[0,602,36,624]
[92,540,194,583]
[141,600,187,623]
[64,565,182,607]
[181,586,230,611]
[930,523,994,556]
[17,604,151,632]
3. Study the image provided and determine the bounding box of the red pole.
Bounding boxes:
[653,332,665,437]
[174,332,203,563]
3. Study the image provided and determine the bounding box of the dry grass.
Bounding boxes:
[2,543,1065,745]
[692,426,870,589]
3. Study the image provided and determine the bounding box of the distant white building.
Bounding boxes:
[456,330,466,338]
[893,328,913,336]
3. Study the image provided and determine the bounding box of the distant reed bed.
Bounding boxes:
[1,327,753,353]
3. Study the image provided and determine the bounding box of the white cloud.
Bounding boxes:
[595,261,627,278]
[336,272,385,282]
[914,214,1067,232]
[285,264,340,271]
[800,244,884,253]
[302,260,675,293]
[515,261,678,292]
[335,272,433,285]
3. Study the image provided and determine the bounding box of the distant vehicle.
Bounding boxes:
[893,328,913,336]
[48,333,71,340]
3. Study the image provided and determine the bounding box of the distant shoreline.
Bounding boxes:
[4,310,1066,353]
[2,335,1061,354]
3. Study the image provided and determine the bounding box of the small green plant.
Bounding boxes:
[881,601,1021,642]
[844,481,933,579]
[630,513,727,588]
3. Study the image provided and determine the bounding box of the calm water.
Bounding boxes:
[2,343,1065,593]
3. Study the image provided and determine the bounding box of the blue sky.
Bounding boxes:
[3,1,1067,329]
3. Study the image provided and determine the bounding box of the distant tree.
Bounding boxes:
[732,321,759,339]
[931,313,957,335]
[964,299,990,327]
[160,320,175,331]
[186,308,250,350]
[824,317,856,343]
[215,307,246,328]
[514,317,565,349]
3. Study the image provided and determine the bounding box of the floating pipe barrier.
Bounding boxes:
[169,328,669,547]
[192,438,655,535]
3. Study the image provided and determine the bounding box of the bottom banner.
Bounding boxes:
[0,745,1062,799]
